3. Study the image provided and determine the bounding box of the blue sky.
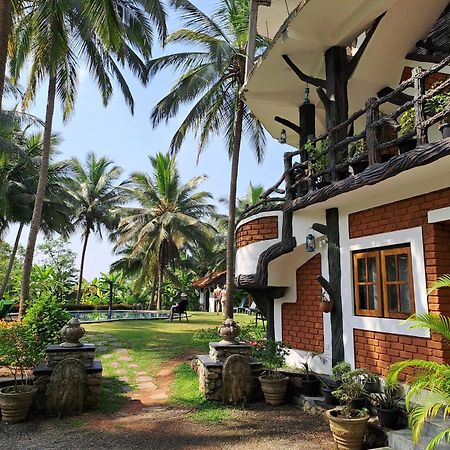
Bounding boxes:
[5,1,286,280]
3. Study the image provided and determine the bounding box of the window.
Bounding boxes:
[353,246,415,318]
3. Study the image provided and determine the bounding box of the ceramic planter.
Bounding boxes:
[351,161,368,175]
[319,300,333,313]
[300,375,321,396]
[258,375,289,406]
[350,397,366,410]
[326,409,370,450]
[376,407,400,429]
[398,137,417,154]
[0,385,37,423]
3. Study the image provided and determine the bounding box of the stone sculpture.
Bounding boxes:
[222,354,252,405]
[60,318,85,347]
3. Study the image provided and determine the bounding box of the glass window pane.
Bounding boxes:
[357,259,366,282]
[387,285,398,312]
[398,254,409,281]
[368,284,378,311]
[400,284,411,313]
[367,257,377,282]
[385,255,397,281]
[359,285,367,310]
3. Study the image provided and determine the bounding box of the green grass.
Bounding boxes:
[171,363,230,424]
[83,313,260,417]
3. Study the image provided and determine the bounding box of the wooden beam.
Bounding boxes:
[316,87,332,129]
[274,116,301,135]
[316,275,336,301]
[312,223,328,236]
[282,54,326,88]
[347,13,385,79]
[377,87,413,106]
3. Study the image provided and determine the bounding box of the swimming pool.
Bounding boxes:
[70,310,169,323]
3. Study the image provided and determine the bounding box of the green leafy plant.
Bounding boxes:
[387,313,450,450]
[23,294,70,354]
[399,108,415,136]
[252,339,289,379]
[371,383,403,410]
[300,351,326,380]
[332,361,352,384]
[332,371,367,418]
[0,322,41,391]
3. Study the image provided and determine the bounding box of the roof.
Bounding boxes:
[191,271,226,289]
[244,0,449,146]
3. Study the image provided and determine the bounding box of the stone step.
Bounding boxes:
[372,447,392,450]
[388,429,450,450]
[422,417,450,439]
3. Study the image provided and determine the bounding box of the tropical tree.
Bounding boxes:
[66,152,124,303]
[115,152,215,310]
[148,0,268,317]
[10,0,167,317]
[99,271,124,318]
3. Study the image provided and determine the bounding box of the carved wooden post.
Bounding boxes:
[365,97,381,165]
[413,67,428,146]
[284,152,294,201]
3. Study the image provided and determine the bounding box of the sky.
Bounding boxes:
[5,1,286,281]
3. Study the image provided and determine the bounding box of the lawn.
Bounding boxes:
[83,312,260,416]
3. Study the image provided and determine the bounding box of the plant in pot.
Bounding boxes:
[299,351,326,396]
[349,139,368,174]
[370,382,403,429]
[426,86,450,139]
[327,375,370,450]
[0,322,41,423]
[319,361,351,405]
[361,369,380,394]
[398,108,418,153]
[318,292,333,313]
[255,339,289,406]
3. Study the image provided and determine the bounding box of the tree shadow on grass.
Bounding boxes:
[99,375,130,413]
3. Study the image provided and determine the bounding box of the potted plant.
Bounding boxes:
[326,374,370,450]
[349,139,368,174]
[0,322,41,423]
[398,108,418,153]
[370,383,403,429]
[426,87,450,138]
[361,370,380,394]
[318,292,333,313]
[299,351,326,396]
[320,361,351,405]
[255,339,289,405]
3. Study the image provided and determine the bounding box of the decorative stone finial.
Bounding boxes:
[218,318,241,344]
[60,318,85,347]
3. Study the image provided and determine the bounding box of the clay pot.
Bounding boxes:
[0,385,37,423]
[259,375,289,406]
[320,300,333,313]
[326,409,370,450]
[300,375,321,396]
[377,407,400,429]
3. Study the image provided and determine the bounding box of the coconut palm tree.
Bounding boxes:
[148,0,268,317]
[10,0,167,316]
[115,152,215,310]
[66,152,125,303]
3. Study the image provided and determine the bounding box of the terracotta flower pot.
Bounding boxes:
[319,300,333,313]
[326,409,370,450]
[0,385,37,423]
[258,375,289,406]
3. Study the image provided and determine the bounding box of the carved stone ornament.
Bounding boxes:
[218,318,241,343]
[60,318,85,347]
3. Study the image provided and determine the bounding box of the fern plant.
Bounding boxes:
[386,311,450,450]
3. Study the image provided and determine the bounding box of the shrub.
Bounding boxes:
[23,294,70,353]
[252,339,289,377]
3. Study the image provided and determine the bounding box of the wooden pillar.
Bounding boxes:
[413,67,428,146]
[366,97,382,165]
[326,208,343,365]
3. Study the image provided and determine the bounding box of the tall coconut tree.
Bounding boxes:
[115,152,215,310]
[66,152,124,303]
[148,0,267,317]
[10,0,167,317]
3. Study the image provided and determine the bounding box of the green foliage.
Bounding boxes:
[299,351,326,380]
[387,312,450,450]
[371,383,403,410]
[0,322,41,389]
[252,339,288,376]
[331,361,352,383]
[192,323,265,342]
[332,370,367,418]
[23,294,70,353]
[0,240,23,299]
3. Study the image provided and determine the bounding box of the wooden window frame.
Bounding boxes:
[380,247,415,319]
[353,246,415,319]
[353,251,382,317]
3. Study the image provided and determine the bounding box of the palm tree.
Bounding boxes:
[10,0,167,316]
[0,128,73,299]
[148,0,268,318]
[115,152,215,310]
[66,152,124,303]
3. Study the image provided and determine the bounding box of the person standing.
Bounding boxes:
[221,286,227,316]
[213,284,222,314]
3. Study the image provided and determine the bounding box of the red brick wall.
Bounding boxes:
[354,329,450,379]
[236,216,278,249]
[282,254,324,353]
[350,188,450,371]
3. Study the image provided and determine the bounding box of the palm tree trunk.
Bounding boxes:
[224,99,245,319]
[19,75,57,319]
[0,0,11,113]
[76,228,90,303]
[0,222,23,299]
[156,262,163,310]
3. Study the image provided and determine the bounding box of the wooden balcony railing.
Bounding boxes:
[245,54,450,215]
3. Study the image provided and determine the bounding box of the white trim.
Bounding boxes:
[428,206,450,224]
[340,221,430,367]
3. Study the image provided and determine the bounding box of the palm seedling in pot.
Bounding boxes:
[299,351,326,396]
[370,382,404,429]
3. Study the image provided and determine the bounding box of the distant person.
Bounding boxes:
[221,286,227,315]
[168,293,188,322]
[213,284,222,314]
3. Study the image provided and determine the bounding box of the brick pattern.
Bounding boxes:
[282,254,324,353]
[354,329,450,379]
[401,66,449,90]
[350,187,450,371]
[236,216,278,249]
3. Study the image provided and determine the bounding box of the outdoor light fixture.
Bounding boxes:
[305,232,316,252]
[280,128,287,144]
